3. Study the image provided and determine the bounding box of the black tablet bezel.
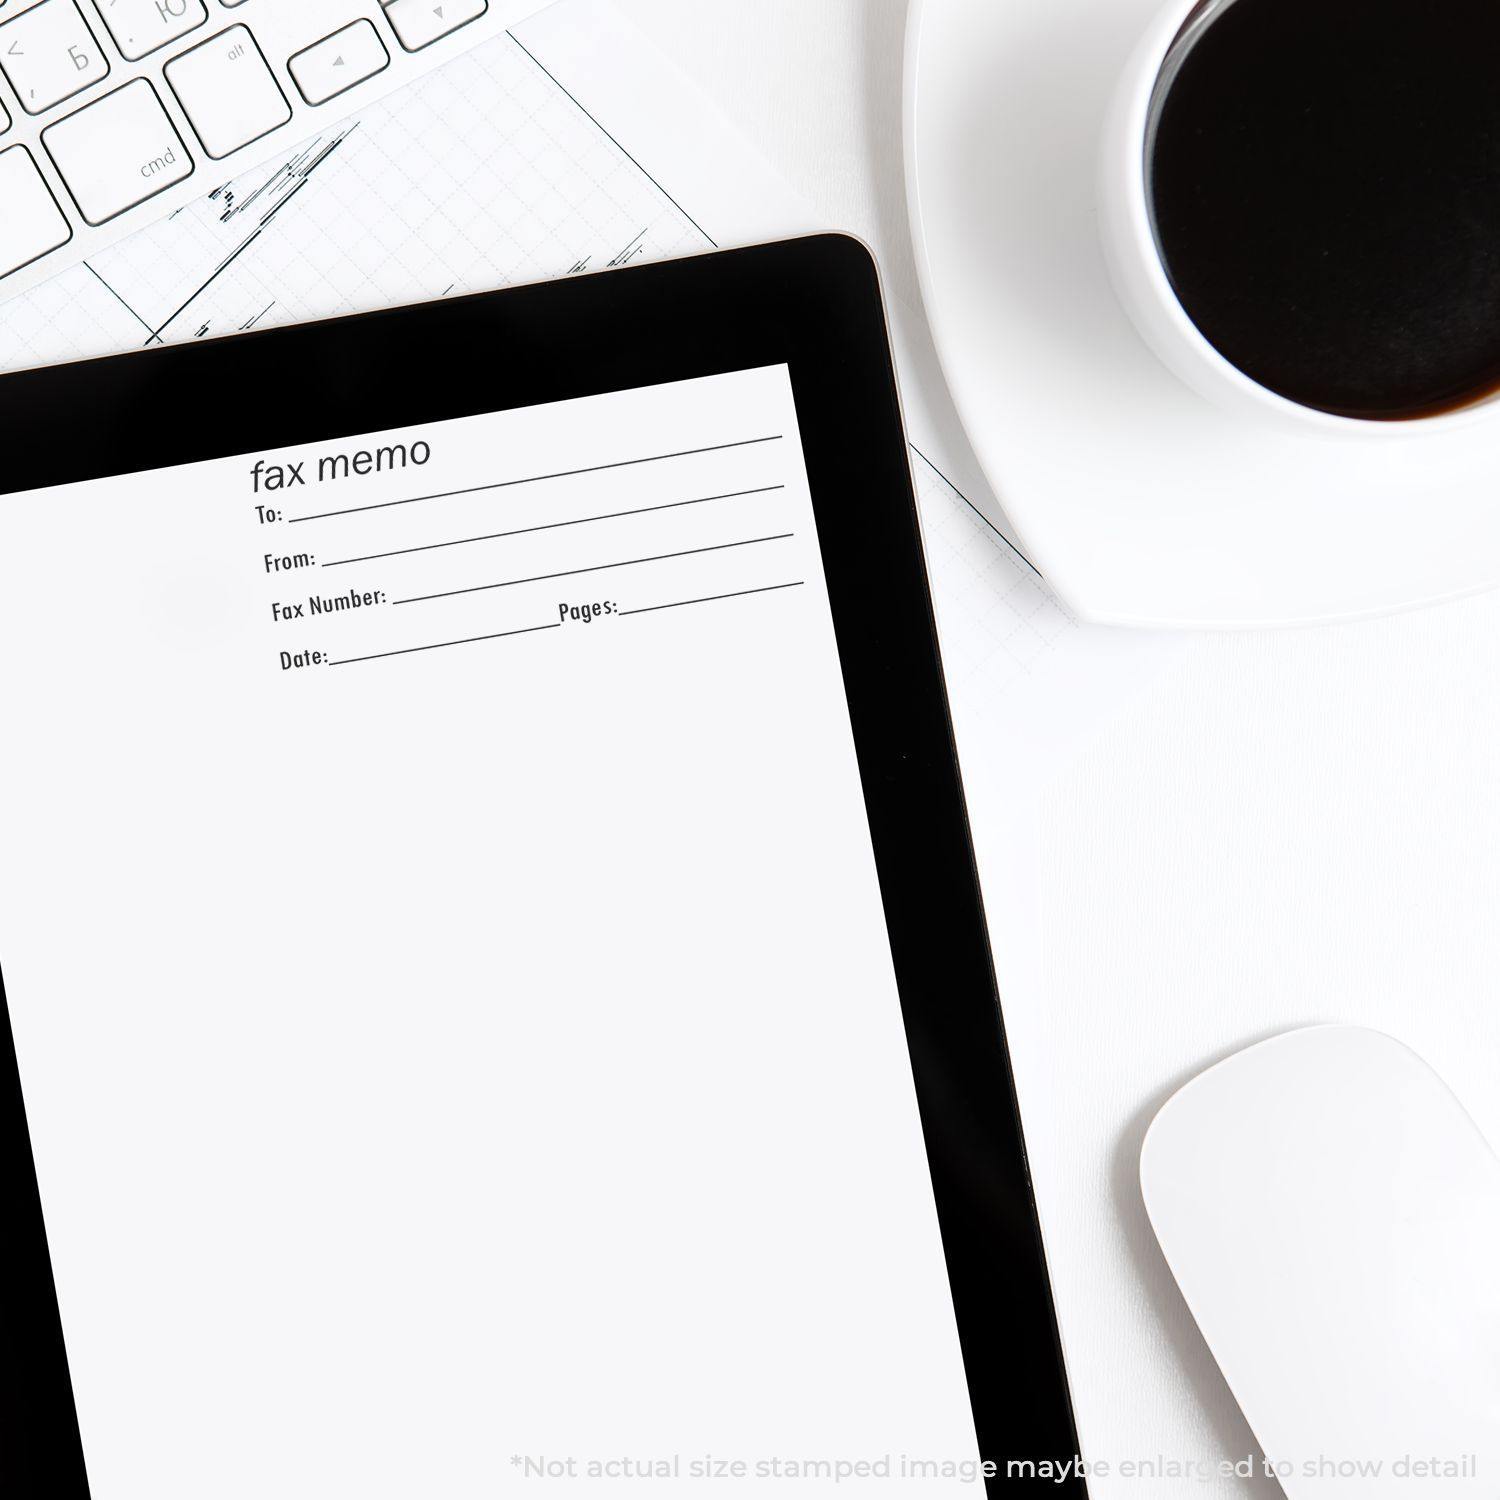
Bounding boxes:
[0,234,1084,1496]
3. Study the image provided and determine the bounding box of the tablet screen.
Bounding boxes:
[0,365,986,1495]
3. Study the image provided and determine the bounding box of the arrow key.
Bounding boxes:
[289,19,390,107]
[382,0,487,54]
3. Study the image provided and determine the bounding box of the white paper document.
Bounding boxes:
[0,365,980,1497]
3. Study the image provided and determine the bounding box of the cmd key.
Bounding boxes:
[43,77,191,224]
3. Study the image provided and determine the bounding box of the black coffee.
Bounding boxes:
[1149,0,1500,419]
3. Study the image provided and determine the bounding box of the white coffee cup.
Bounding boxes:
[1097,0,1500,439]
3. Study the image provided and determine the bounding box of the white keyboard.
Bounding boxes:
[0,0,542,303]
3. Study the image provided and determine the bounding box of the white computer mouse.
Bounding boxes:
[1141,1026,1500,1497]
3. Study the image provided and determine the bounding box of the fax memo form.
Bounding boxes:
[0,366,981,1498]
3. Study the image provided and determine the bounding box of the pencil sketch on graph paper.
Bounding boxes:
[0,28,708,367]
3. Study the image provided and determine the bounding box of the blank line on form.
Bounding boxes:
[391,533,796,606]
[320,486,786,569]
[288,436,786,524]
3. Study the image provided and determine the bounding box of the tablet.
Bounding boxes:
[0,235,1082,1497]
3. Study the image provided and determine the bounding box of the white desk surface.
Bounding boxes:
[618,3,1500,1495]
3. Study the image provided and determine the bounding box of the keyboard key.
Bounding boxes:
[0,0,109,116]
[93,0,207,62]
[289,19,389,107]
[165,24,289,159]
[0,144,71,279]
[1,96,9,134]
[43,78,191,224]
[382,0,486,53]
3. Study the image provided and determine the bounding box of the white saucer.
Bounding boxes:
[905,0,1500,629]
